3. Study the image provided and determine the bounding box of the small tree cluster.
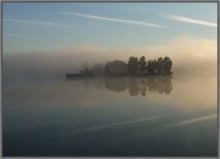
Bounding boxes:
[163,57,172,74]
[147,56,172,74]
[138,56,147,71]
[104,60,128,76]
[127,56,172,75]
[128,57,138,75]
[79,56,172,77]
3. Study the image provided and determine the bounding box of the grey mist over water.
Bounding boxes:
[2,63,217,156]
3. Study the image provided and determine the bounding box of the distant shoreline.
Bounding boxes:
[67,56,173,79]
[66,72,173,79]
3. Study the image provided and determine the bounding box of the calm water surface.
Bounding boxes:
[2,75,218,156]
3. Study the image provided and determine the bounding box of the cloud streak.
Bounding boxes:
[62,115,163,135]
[57,11,165,28]
[163,15,217,27]
[170,114,217,127]
[4,33,60,39]
[3,18,73,28]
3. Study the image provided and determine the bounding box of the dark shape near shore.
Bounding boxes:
[66,56,173,79]
[78,76,173,96]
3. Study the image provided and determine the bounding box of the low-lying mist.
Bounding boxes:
[3,36,217,83]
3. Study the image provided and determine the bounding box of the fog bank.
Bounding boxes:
[3,36,217,83]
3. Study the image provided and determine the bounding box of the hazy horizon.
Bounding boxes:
[3,35,217,82]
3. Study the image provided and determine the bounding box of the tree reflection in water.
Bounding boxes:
[80,76,173,96]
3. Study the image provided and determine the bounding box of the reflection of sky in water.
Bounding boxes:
[2,75,217,156]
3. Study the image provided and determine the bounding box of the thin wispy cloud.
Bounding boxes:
[4,33,60,39]
[57,11,165,28]
[3,18,74,28]
[170,114,217,127]
[162,15,217,27]
[62,115,163,136]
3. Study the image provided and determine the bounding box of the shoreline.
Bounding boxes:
[66,72,173,79]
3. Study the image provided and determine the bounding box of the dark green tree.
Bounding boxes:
[147,60,157,74]
[163,57,172,74]
[156,57,164,74]
[138,56,147,71]
[128,56,138,75]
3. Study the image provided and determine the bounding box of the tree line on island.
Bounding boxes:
[66,56,172,78]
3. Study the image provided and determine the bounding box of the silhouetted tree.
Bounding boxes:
[104,64,110,75]
[156,57,164,74]
[147,60,157,74]
[163,57,172,74]
[128,56,138,75]
[138,56,146,71]
[78,56,173,77]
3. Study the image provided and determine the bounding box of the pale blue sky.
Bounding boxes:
[3,2,217,54]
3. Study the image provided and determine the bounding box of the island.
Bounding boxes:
[66,56,172,79]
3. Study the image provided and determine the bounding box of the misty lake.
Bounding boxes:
[2,75,218,156]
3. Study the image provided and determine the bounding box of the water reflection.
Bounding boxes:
[3,75,217,156]
[80,76,173,96]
